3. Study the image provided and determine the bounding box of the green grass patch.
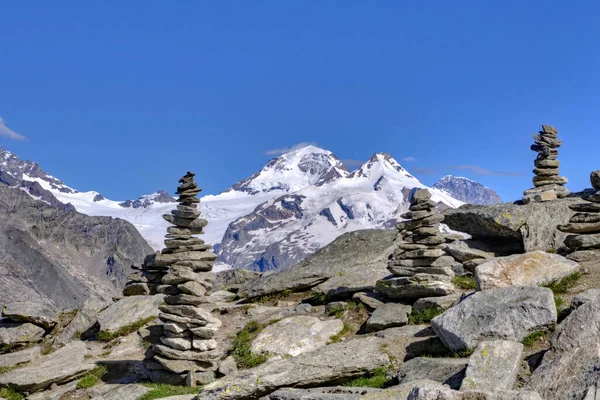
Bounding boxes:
[138,383,199,400]
[522,331,547,347]
[248,290,293,304]
[96,316,157,342]
[554,296,565,311]
[452,275,477,290]
[546,248,557,254]
[230,321,269,369]
[0,365,18,375]
[543,272,581,295]
[306,291,328,305]
[408,307,444,324]
[76,365,108,389]
[343,367,390,388]
[327,322,352,344]
[0,387,23,400]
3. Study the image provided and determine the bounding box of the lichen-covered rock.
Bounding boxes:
[251,316,344,357]
[0,341,95,393]
[0,320,45,345]
[525,294,600,399]
[460,340,523,392]
[431,286,556,351]
[475,251,580,290]
[376,274,455,301]
[195,337,389,399]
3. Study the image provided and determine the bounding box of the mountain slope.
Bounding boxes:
[433,175,503,205]
[217,152,463,272]
[0,182,153,309]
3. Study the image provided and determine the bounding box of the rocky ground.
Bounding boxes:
[2,196,600,400]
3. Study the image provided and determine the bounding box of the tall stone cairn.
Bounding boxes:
[522,125,569,204]
[558,170,600,252]
[376,189,458,301]
[142,172,222,385]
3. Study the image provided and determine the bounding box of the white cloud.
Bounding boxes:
[265,142,317,156]
[403,157,417,162]
[0,117,28,141]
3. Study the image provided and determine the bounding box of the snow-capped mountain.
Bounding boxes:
[217,151,464,272]
[1,145,470,273]
[433,175,503,205]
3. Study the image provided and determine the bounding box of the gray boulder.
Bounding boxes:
[90,384,151,400]
[431,286,556,351]
[444,199,577,253]
[445,241,493,262]
[365,303,412,333]
[407,382,542,399]
[97,294,164,334]
[0,341,95,392]
[239,230,396,300]
[195,337,390,399]
[475,251,580,290]
[570,288,600,310]
[397,357,468,389]
[213,269,261,293]
[413,294,461,312]
[460,340,523,392]
[2,301,60,329]
[251,316,344,357]
[0,320,45,345]
[0,346,40,368]
[525,294,600,399]
[352,292,384,310]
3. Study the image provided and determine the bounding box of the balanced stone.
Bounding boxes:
[523,125,568,203]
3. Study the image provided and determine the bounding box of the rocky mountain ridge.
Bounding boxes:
[432,175,503,205]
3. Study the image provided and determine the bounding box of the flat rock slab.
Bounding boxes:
[460,340,523,392]
[413,294,461,312]
[311,261,390,299]
[0,320,45,345]
[397,357,468,389]
[27,381,79,400]
[365,303,411,333]
[197,337,389,399]
[445,241,493,262]
[54,295,111,346]
[475,251,580,290]
[407,382,543,399]
[2,301,60,329]
[0,341,95,393]
[0,345,40,367]
[376,274,455,301]
[431,286,556,351]
[90,384,151,400]
[251,316,344,357]
[97,294,164,334]
[525,294,600,399]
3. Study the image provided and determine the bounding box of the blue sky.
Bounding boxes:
[1,1,599,201]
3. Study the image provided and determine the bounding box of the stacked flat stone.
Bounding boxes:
[523,125,569,203]
[377,189,457,301]
[143,172,222,385]
[558,171,600,251]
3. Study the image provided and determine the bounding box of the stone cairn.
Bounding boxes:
[558,170,600,252]
[523,125,569,203]
[139,172,222,386]
[377,189,458,301]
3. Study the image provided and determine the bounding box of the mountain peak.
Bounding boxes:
[226,146,349,195]
[433,175,502,205]
[349,152,415,181]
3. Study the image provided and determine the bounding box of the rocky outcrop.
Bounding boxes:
[397,357,468,389]
[444,199,577,254]
[525,293,600,399]
[0,182,153,309]
[474,251,580,290]
[239,229,396,300]
[431,286,556,351]
[2,301,60,329]
[97,295,164,334]
[195,337,390,400]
